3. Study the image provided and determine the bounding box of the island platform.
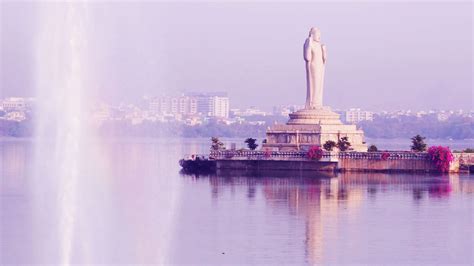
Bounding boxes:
[179,150,473,174]
[180,28,473,175]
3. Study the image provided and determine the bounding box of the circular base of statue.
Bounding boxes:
[287,106,342,125]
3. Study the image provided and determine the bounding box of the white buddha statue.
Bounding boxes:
[304,27,327,109]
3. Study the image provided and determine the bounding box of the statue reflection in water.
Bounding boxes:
[180,170,471,264]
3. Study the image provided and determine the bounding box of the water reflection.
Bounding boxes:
[185,170,473,202]
[2,139,473,265]
[1,139,182,264]
[180,170,474,264]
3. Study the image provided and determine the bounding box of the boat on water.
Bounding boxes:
[179,155,216,172]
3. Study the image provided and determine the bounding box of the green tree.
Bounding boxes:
[368,145,378,152]
[323,140,337,152]
[411,134,427,152]
[337,137,351,152]
[211,137,225,151]
[245,138,258,150]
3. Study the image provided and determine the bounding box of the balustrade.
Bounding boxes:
[209,150,437,161]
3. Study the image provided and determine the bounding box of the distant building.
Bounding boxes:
[92,104,111,124]
[272,105,303,116]
[345,108,374,124]
[170,97,179,114]
[147,92,230,118]
[416,111,428,117]
[212,95,229,118]
[437,112,450,121]
[149,95,199,116]
[4,111,26,121]
[231,107,268,117]
[191,92,229,118]
[1,97,34,111]
[149,99,160,114]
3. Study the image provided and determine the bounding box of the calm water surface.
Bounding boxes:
[1,138,473,265]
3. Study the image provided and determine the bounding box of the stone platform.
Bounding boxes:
[287,106,341,125]
[263,106,367,152]
[206,150,457,173]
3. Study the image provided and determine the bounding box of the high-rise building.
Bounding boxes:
[170,97,179,114]
[149,99,160,114]
[179,97,187,114]
[189,97,198,115]
[148,94,214,116]
[177,96,198,115]
[345,108,374,124]
[209,95,229,118]
[191,92,230,118]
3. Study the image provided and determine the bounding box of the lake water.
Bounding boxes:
[1,138,473,265]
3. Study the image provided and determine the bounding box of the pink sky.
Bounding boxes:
[1,1,472,111]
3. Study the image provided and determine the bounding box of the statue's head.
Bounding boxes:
[309,27,321,42]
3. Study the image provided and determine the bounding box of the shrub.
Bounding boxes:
[411,134,427,152]
[245,138,258,150]
[337,137,351,152]
[427,146,454,173]
[306,146,324,160]
[323,140,337,152]
[368,145,378,152]
[211,137,225,151]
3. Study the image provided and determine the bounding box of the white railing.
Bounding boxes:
[209,150,433,161]
[210,150,308,160]
[454,153,474,165]
[338,151,430,160]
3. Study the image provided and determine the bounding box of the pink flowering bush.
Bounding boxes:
[264,149,272,158]
[427,146,454,173]
[307,146,324,160]
[381,152,390,160]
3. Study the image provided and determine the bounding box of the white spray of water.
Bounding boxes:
[33,3,179,264]
[34,3,88,265]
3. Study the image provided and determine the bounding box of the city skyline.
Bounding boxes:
[2,94,472,141]
[1,94,473,114]
[1,2,472,111]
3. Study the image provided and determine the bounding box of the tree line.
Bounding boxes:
[1,115,472,140]
[358,115,473,139]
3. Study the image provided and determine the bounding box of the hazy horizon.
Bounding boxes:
[1,1,472,111]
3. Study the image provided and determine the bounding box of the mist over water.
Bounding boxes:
[1,2,473,265]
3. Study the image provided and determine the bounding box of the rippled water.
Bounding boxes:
[1,138,473,265]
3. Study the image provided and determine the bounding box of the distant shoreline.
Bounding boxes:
[1,135,473,141]
[1,136,472,151]
[2,114,473,140]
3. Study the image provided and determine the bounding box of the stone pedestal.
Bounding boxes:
[288,106,341,125]
[263,107,367,152]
